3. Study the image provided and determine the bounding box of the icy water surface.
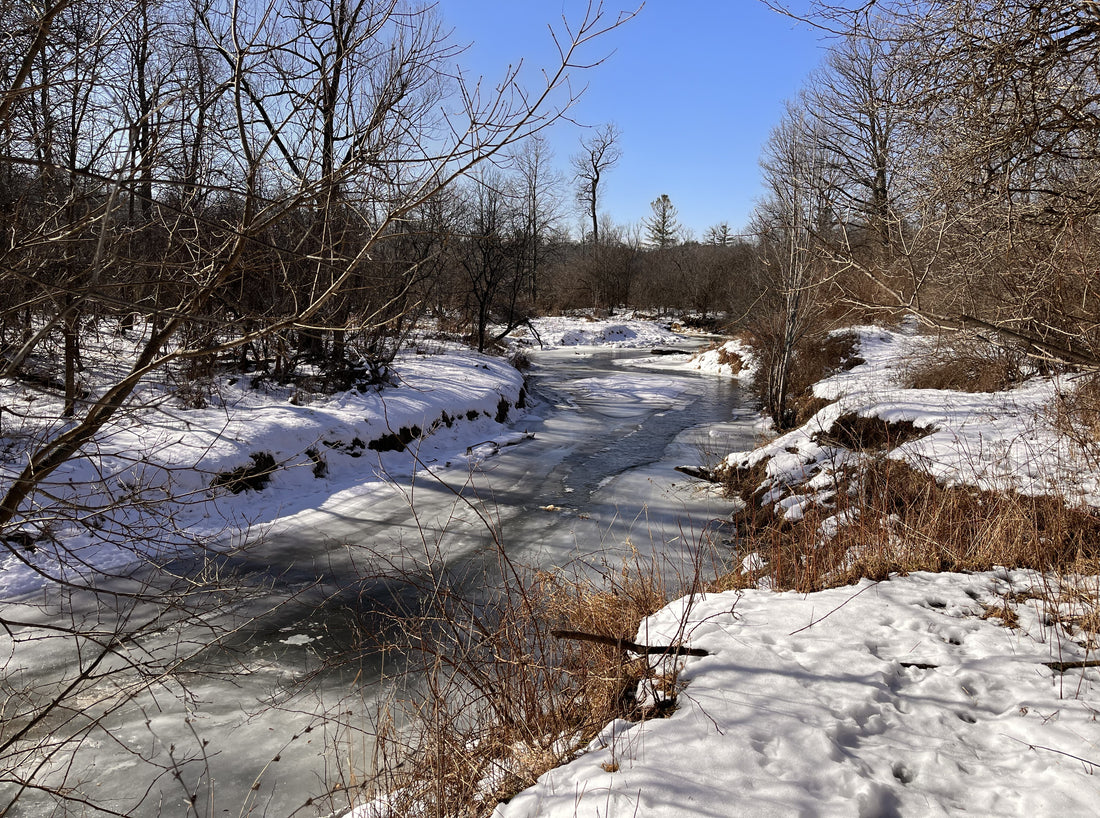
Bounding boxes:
[3,347,756,817]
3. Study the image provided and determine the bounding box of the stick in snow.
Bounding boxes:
[551,629,710,657]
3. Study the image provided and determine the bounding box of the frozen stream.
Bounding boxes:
[4,347,756,817]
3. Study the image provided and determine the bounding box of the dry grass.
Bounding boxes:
[1055,373,1100,449]
[714,344,744,375]
[811,414,934,451]
[717,457,1100,595]
[903,335,1027,392]
[355,546,698,817]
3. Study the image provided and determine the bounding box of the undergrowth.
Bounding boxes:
[903,334,1029,392]
[718,457,1100,595]
[746,328,864,428]
[352,544,705,817]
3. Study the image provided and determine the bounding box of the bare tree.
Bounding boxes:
[510,133,565,305]
[453,167,531,352]
[570,121,621,248]
[804,28,909,248]
[703,221,735,246]
[752,100,838,428]
[0,0,639,812]
[765,0,1100,367]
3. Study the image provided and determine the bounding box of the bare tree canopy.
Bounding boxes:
[751,0,1100,371]
[0,0,639,812]
[570,121,622,248]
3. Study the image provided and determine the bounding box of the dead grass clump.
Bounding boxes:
[766,330,862,407]
[791,395,833,427]
[812,413,934,451]
[905,337,1026,392]
[715,345,744,374]
[806,331,865,378]
[717,458,1100,594]
[839,460,1100,580]
[981,599,1021,628]
[719,456,773,508]
[1054,375,1100,467]
[360,549,688,816]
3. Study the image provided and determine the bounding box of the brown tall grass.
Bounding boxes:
[717,456,1100,595]
[351,545,701,817]
[903,334,1029,392]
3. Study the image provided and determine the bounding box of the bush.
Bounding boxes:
[354,544,709,816]
[903,334,1027,392]
[211,452,277,493]
[746,328,863,429]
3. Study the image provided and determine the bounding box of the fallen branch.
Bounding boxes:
[1044,660,1100,674]
[551,629,710,657]
[465,431,535,456]
[674,464,718,483]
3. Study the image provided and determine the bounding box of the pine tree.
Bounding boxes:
[644,194,682,249]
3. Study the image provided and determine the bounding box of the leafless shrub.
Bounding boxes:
[353,544,705,817]
[903,335,1028,392]
[1053,374,1100,472]
[746,328,862,428]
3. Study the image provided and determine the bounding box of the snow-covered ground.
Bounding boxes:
[497,570,1100,816]
[508,314,693,350]
[1,345,526,598]
[722,324,1100,519]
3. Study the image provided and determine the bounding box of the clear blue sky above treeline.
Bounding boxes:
[437,1,824,239]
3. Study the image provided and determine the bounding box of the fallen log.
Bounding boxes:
[551,629,710,657]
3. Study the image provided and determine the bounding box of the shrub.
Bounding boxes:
[747,328,862,429]
[211,452,277,494]
[904,334,1027,392]
[354,544,708,817]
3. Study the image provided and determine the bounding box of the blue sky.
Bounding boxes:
[438,1,824,237]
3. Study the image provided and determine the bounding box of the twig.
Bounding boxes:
[789,581,879,635]
[1002,734,1100,771]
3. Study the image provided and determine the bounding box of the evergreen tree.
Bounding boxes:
[644,194,682,249]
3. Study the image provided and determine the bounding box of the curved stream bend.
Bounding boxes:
[2,346,757,816]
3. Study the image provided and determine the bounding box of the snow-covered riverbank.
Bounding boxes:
[483,324,1100,818]
[0,316,694,600]
[495,567,1100,817]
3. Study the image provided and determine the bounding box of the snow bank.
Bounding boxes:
[511,315,693,349]
[0,346,526,599]
[497,570,1100,816]
[722,325,1100,513]
[687,337,757,381]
